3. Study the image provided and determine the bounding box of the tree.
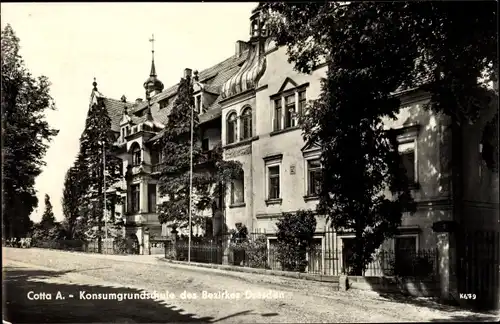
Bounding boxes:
[261,2,497,274]
[62,161,82,239]
[40,194,56,230]
[77,86,122,250]
[275,210,317,272]
[1,24,59,238]
[157,74,242,232]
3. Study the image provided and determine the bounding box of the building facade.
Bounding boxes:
[91,7,499,261]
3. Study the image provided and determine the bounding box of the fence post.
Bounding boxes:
[222,235,230,265]
[171,229,178,260]
[436,231,459,302]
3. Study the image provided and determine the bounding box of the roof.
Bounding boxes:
[103,52,248,133]
[102,98,135,133]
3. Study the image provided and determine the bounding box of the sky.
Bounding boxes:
[1,2,257,222]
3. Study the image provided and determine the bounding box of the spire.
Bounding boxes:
[143,33,164,96]
[149,34,157,77]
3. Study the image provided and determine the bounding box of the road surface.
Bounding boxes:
[3,247,498,323]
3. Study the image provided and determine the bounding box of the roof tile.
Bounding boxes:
[104,53,247,133]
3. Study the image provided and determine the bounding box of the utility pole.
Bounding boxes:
[188,74,194,263]
[103,140,107,240]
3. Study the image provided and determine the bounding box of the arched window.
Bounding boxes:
[241,107,252,140]
[131,143,141,166]
[227,112,237,144]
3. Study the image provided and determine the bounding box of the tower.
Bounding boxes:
[143,34,164,97]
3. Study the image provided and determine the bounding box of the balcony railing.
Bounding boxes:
[131,164,152,174]
[150,150,215,174]
[151,163,164,174]
[125,213,159,224]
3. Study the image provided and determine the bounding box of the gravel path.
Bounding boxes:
[3,247,498,323]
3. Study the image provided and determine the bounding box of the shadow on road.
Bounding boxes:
[375,293,462,312]
[2,265,254,323]
[429,313,499,322]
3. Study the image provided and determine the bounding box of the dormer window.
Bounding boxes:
[251,19,260,37]
[159,98,169,109]
[194,94,202,114]
[261,22,268,37]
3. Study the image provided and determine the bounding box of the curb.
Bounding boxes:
[157,257,340,285]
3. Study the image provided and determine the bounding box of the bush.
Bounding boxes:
[391,252,435,278]
[240,235,269,269]
[113,237,128,254]
[275,210,317,272]
[165,248,176,260]
[32,239,85,251]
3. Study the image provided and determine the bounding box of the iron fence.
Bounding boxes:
[164,232,439,278]
[85,239,115,254]
[30,239,86,252]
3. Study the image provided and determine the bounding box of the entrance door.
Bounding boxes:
[126,234,139,254]
[341,237,355,275]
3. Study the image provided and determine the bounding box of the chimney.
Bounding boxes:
[136,98,143,104]
[235,40,249,57]
[184,68,192,78]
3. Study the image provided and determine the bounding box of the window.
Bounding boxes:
[150,149,160,165]
[230,177,245,205]
[273,88,307,132]
[148,184,157,213]
[307,158,322,197]
[268,165,280,200]
[159,98,169,109]
[284,94,295,128]
[274,99,282,131]
[202,138,209,152]
[195,95,202,113]
[130,184,140,213]
[226,112,237,144]
[241,107,252,140]
[395,235,417,254]
[131,145,141,166]
[298,90,306,117]
[398,141,417,184]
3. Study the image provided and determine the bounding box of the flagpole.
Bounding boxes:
[188,75,194,263]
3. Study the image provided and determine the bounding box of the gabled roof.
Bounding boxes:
[103,52,248,133]
[102,98,134,133]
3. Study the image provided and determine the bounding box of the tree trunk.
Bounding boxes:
[354,219,365,276]
[451,117,463,227]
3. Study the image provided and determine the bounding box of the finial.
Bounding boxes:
[149,34,155,57]
[148,34,157,77]
[194,70,199,82]
[92,77,97,90]
[121,95,127,103]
